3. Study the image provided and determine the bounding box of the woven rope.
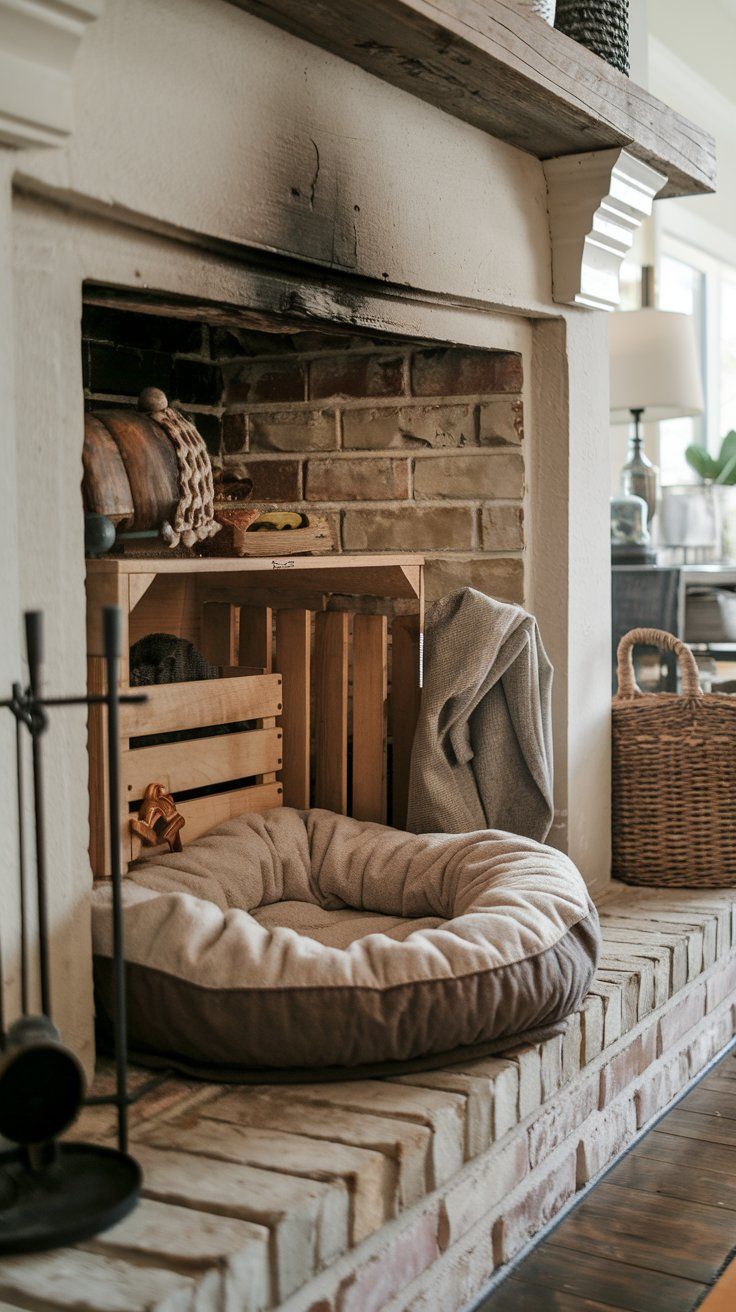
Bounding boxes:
[155,408,221,549]
[555,0,629,75]
[612,628,736,887]
[616,627,701,699]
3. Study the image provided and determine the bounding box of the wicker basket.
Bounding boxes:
[555,0,629,75]
[612,627,736,887]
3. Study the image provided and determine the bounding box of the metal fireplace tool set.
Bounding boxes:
[0,607,146,1254]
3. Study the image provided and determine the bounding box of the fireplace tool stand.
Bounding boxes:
[0,607,145,1254]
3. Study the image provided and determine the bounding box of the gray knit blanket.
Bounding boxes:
[406,588,554,841]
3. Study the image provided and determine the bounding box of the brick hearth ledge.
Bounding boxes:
[0,884,734,1312]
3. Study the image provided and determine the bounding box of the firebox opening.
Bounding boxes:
[81,289,526,605]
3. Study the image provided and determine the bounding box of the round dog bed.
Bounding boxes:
[92,807,600,1072]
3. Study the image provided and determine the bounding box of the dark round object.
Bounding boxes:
[84,513,117,557]
[0,1016,85,1145]
[0,1143,141,1255]
[555,0,629,75]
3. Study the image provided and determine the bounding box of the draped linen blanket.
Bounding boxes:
[407,588,554,841]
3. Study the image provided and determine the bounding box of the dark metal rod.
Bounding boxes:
[24,612,51,1020]
[0,694,145,709]
[14,686,28,1016]
[104,605,129,1155]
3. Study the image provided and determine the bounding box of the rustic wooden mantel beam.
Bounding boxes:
[228,0,715,201]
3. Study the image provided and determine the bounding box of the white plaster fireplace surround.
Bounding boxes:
[0,1,712,1086]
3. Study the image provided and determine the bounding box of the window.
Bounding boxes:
[658,254,705,485]
[721,273,736,436]
[657,238,736,485]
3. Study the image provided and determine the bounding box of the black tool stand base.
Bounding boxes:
[0,1142,141,1254]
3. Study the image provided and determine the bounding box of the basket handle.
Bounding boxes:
[616,627,702,698]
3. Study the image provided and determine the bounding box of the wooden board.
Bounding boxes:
[314,611,348,813]
[352,614,388,824]
[86,570,131,668]
[275,609,311,809]
[89,554,424,599]
[227,0,715,199]
[391,614,422,829]
[129,574,202,649]
[240,606,273,671]
[200,601,240,666]
[120,673,282,737]
[495,1248,702,1312]
[128,782,282,860]
[123,727,283,802]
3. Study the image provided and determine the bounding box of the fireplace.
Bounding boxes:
[82,299,526,603]
[3,181,610,1079]
[3,0,668,1079]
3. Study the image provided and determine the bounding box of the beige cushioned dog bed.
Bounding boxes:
[92,807,599,1071]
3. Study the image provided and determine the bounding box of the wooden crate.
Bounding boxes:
[86,554,423,876]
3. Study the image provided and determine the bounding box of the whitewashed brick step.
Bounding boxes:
[0,885,735,1312]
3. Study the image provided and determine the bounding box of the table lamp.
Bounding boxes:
[610,307,704,524]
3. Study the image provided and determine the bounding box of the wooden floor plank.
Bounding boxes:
[634,1130,736,1178]
[486,1280,629,1311]
[547,1183,736,1283]
[699,1072,736,1094]
[659,1109,736,1148]
[489,1247,704,1312]
[681,1087,736,1121]
[610,1153,736,1212]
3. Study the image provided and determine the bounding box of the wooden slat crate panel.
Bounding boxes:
[200,601,240,666]
[240,606,273,671]
[123,727,283,803]
[128,575,201,649]
[352,615,388,824]
[391,614,422,830]
[275,609,311,810]
[314,612,349,814]
[87,556,423,875]
[120,673,283,737]
[128,782,283,861]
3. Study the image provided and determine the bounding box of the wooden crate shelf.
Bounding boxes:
[86,554,424,877]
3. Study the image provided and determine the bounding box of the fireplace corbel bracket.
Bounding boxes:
[0,0,104,150]
[543,147,667,312]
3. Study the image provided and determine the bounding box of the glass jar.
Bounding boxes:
[611,494,650,548]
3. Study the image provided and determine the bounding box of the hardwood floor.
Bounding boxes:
[480,1047,736,1312]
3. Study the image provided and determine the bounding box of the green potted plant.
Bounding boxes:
[686,431,736,562]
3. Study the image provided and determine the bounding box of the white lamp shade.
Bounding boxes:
[609,307,704,423]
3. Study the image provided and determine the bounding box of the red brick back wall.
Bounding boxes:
[218,331,525,603]
[82,308,525,604]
